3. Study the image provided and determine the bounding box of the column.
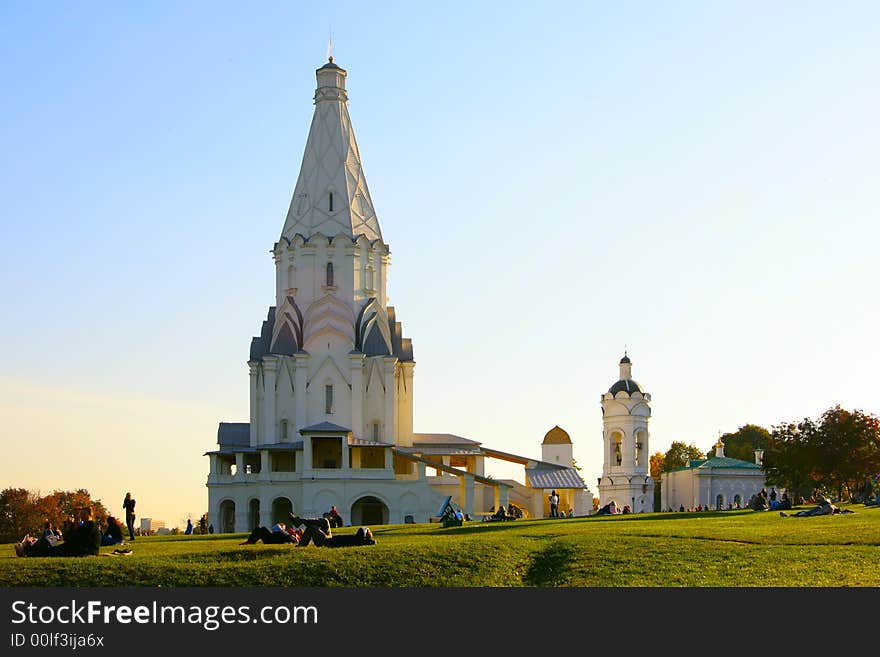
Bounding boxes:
[260,450,270,481]
[235,453,245,480]
[234,503,249,533]
[498,485,509,510]
[398,361,415,447]
[341,435,350,470]
[294,353,309,431]
[416,461,426,480]
[302,436,313,474]
[248,361,260,446]
[384,446,393,472]
[349,352,364,438]
[462,474,475,517]
[262,356,278,444]
[382,357,398,443]
[209,454,219,476]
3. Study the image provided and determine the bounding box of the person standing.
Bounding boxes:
[549,490,559,518]
[122,492,137,541]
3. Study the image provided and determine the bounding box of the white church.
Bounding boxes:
[204,58,593,531]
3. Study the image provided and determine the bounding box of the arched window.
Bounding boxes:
[326,262,334,287]
[325,384,334,415]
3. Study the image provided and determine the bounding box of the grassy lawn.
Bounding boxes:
[2,504,879,587]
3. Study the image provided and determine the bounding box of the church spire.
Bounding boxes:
[281,60,383,243]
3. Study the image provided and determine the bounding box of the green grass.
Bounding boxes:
[3,505,879,587]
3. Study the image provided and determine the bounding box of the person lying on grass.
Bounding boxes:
[240,522,301,545]
[288,515,377,547]
[780,496,855,517]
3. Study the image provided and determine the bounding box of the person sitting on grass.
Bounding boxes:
[483,505,512,521]
[15,507,101,558]
[288,515,332,545]
[240,522,299,545]
[101,516,125,546]
[326,506,344,528]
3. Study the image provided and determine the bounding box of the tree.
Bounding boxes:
[0,488,42,543]
[764,406,880,501]
[717,424,770,463]
[663,441,706,471]
[0,488,109,543]
[650,452,665,510]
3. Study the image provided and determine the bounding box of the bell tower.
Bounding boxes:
[598,353,654,513]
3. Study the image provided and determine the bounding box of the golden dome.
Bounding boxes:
[542,426,572,445]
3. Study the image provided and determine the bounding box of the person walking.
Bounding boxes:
[549,490,559,518]
[122,492,137,541]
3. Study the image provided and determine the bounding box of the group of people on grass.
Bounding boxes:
[14,506,122,558]
[15,491,144,558]
[241,513,377,548]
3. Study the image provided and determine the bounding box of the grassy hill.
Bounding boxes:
[2,505,879,587]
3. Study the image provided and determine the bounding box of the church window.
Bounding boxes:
[372,422,380,442]
[365,266,374,290]
[325,385,334,415]
[326,262,334,287]
[329,192,334,212]
[280,419,288,441]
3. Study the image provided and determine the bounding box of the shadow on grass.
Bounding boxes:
[524,541,576,586]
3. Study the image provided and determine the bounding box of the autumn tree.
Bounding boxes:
[0,488,42,543]
[0,488,109,543]
[764,406,880,501]
[650,452,665,509]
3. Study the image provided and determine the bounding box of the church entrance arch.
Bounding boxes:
[219,500,235,533]
[350,496,388,526]
[715,494,724,511]
[272,497,293,525]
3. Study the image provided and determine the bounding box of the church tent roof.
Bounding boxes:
[281,60,383,243]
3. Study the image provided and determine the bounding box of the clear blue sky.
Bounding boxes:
[2,2,878,526]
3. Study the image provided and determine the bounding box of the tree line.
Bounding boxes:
[650,405,880,508]
[0,488,109,543]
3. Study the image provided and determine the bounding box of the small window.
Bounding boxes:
[325,385,333,415]
[372,422,380,442]
[365,267,374,290]
[329,192,334,212]
[326,262,334,287]
[280,419,288,441]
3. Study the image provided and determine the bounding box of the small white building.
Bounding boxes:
[660,441,766,511]
[204,58,591,531]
